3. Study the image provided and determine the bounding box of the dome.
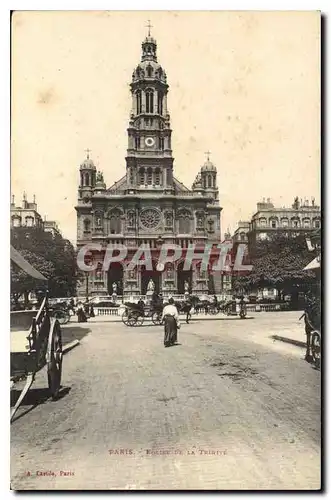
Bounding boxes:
[132,59,167,84]
[80,156,96,170]
[201,159,217,172]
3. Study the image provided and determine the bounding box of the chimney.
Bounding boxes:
[11,194,15,206]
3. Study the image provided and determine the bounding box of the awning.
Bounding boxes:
[10,245,47,280]
[303,256,321,271]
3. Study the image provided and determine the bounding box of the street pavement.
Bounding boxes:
[11,312,321,490]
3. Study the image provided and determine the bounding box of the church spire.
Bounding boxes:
[141,21,157,62]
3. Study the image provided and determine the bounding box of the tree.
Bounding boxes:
[233,233,318,301]
[11,227,77,302]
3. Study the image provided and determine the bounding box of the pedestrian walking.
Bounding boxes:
[77,301,87,323]
[161,297,180,348]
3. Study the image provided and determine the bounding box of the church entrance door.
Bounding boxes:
[176,261,192,294]
[107,263,124,296]
[140,263,161,295]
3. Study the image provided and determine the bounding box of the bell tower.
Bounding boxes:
[126,23,174,191]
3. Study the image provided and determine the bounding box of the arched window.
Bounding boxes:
[303,218,311,228]
[146,89,154,114]
[136,90,142,114]
[109,210,122,234]
[240,232,246,241]
[84,172,89,186]
[291,218,300,228]
[12,215,21,227]
[269,217,278,229]
[259,218,267,227]
[178,210,191,233]
[208,175,212,188]
[139,168,145,185]
[83,219,90,232]
[135,137,140,150]
[25,216,34,227]
[281,218,289,228]
[147,65,152,77]
[314,218,320,229]
[158,92,163,114]
[155,168,161,186]
[158,137,164,150]
[147,167,153,185]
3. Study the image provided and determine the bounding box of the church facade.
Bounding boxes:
[75,32,223,298]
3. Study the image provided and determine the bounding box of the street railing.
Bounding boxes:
[95,307,119,316]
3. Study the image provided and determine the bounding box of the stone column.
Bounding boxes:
[142,91,146,113]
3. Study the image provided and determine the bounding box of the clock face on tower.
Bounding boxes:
[145,137,155,147]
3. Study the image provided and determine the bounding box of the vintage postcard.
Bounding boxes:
[10,10,321,490]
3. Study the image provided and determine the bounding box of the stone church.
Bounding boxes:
[76,30,222,298]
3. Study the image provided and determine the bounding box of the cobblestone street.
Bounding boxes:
[11,312,321,490]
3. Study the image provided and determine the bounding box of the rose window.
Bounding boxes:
[140,208,161,229]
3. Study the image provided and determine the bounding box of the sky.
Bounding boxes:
[11,10,320,243]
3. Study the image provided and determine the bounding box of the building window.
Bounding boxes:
[303,218,311,228]
[208,175,212,188]
[147,65,152,77]
[12,216,21,227]
[155,169,161,185]
[136,90,142,114]
[270,219,277,229]
[159,137,164,150]
[259,218,267,227]
[83,219,90,232]
[109,210,122,234]
[147,167,153,185]
[158,92,163,114]
[178,210,191,233]
[25,216,34,227]
[135,137,140,150]
[145,89,154,114]
[139,168,145,185]
[314,219,320,229]
[281,218,289,228]
[292,219,300,228]
[240,232,246,241]
[129,168,134,185]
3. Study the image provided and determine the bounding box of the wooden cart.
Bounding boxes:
[10,246,63,422]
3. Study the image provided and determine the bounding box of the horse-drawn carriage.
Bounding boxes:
[121,301,163,327]
[301,234,321,369]
[10,246,63,422]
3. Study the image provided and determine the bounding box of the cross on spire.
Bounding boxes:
[85,148,91,159]
[204,150,211,161]
[146,19,153,36]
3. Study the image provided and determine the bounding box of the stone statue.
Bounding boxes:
[112,282,117,294]
[96,171,104,182]
[184,281,189,293]
[165,212,173,226]
[128,211,135,227]
[197,214,204,227]
[147,279,155,292]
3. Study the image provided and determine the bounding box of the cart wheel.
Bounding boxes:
[152,312,162,325]
[47,319,63,400]
[135,314,144,327]
[122,310,129,326]
[311,331,321,368]
[127,313,137,327]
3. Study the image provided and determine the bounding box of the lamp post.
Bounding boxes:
[85,271,89,302]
